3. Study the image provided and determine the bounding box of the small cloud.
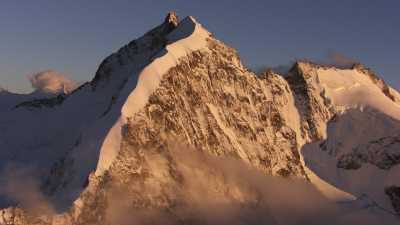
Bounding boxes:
[325,52,359,68]
[29,70,77,94]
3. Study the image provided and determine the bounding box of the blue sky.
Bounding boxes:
[0,0,399,92]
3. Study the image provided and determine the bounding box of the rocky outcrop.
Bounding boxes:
[0,208,28,225]
[337,135,400,170]
[0,207,49,225]
[385,186,400,214]
[285,61,335,142]
[15,94,66,109]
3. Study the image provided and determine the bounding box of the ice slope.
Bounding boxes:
[299,64,400,214]
[318,67,400,120]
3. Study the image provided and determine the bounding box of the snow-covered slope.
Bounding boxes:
[317,65,400,119]
[0,13,399,225]
[287,61,400,215]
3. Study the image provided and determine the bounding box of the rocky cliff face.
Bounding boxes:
[0,12,399,225]
[285,62,335,142]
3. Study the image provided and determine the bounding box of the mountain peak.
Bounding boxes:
[165,11,179,27]
[91,12,183,87]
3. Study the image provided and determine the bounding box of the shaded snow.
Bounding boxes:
[299,66,400,214]
[303,140,395,213]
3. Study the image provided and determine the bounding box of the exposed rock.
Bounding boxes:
[337,135,400,170]
[385,186,400,214]
[165,11,179,27]
[285,61,335,141]
[15,94,66,109]
[0,207,50,225]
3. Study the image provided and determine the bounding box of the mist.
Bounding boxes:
[102,141,394,225]
[0,163,54,216]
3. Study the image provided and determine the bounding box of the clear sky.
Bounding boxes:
[1,0,399,93]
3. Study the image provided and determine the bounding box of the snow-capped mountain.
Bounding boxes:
[0,12,399,225]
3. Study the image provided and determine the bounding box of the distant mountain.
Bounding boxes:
[0,12,398,225]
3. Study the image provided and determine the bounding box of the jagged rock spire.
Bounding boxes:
[165,11,179,27]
